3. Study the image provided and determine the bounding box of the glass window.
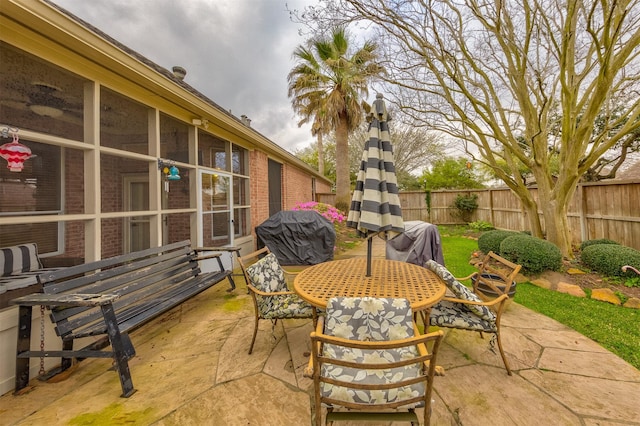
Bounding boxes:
[100,87,149,154]
[234,207,250,238]
[0,140,73,254]
[162,169,191,210]
[163,212,192,244]
[101,154,149,213]
[201,171,231,245]
[202,173,230,212]
[0,140,61,214]
[0,42,85,141]
[202,211,230,246]
[198,130,228,170]
[233,176,249,206]
[160,113,189,163]
[232,144,248,175]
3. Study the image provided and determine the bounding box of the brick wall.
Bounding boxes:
[250,150,270,238]
[282,163,314,209]
[64,149,85,259]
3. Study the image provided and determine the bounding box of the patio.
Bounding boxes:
[2,238,640,425]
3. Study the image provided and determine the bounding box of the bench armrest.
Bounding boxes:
[194,252,223,262]
[194,246,240,254]
[11,293,120,307]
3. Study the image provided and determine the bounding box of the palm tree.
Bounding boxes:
[287,27,383,211]
[290,89,330,175]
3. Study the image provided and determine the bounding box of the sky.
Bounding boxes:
[53,0,318,153]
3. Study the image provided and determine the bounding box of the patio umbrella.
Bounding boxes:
[347,93,404,276]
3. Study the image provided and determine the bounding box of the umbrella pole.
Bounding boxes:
[366,237,373,277]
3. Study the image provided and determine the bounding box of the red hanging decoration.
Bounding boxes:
[0,133,32,172]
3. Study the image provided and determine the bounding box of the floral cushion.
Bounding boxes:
[320,297,425,408]
[429,300,497,332]
[245,253,288,293]
[260,293,315,319]
[425,260,496,322]
[245,253,315,318]
[324,297,415,341]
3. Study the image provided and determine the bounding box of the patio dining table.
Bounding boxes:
[293,258,446,311]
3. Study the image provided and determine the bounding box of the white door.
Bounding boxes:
[124,176,150,253]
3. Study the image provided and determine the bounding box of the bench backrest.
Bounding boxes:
[38,240,199,338]
[1,243,42,277]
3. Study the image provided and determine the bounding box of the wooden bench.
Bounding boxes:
[10,240,236,397]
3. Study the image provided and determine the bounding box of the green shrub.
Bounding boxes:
[451,194,478,223]
[581,244,640,277]
[579,238,619,251]
[477,230,520,254]
[468,220,494,231]
[500,234,563,274]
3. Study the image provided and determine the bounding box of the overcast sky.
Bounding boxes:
[53,0,317,153]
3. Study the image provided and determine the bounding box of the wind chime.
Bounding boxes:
[0,126,32,172]
[158,158,181,192]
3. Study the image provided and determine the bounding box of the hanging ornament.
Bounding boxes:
[0,132,32,172]
[167,165,181,181]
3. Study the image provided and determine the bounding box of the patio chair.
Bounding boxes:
[470,251,522,301]
[239,247,317,354]
[424,260,513,375]
[308,296,444,426]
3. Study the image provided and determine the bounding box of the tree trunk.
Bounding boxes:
[541,200,573,258]
[530,169,576,259]
[334,114,350,211]
[317,133,325,176]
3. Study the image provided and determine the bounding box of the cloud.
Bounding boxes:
[52,0,315,152]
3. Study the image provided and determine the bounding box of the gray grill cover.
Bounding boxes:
[386,221,445,267]
[256,210,336,265]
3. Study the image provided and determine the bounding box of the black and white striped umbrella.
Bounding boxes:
[347,93,404,276]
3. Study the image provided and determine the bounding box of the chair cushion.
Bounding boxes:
[260,293,315,319]
[245,253,288,292]
[321,297,425,408]
[324,297,414,341]
[319,346,425,408]
[429,300,497,332]
[0,243,42,277]
[245,253,315,318]
[425,260,495,321]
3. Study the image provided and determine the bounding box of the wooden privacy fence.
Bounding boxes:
[317,179,640,250]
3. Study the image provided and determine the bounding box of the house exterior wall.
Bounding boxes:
[249,149,271,239]
[283,163,316,209]
[0,0,332,396]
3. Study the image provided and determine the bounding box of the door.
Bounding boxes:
[124,175,150,253]
[268,159,282,217]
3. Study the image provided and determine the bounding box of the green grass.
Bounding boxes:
[439,226,640,370]
[514,283,640,369]
[441,235,477,278]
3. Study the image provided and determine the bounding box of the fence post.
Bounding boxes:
[578,183,588,242]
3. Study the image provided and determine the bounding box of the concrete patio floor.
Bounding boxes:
[2,237,640,425]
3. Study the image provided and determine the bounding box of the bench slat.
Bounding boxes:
[48,255,197,323]
[42,246,192,294]
[72,271,227,338]
[52,262,200,336]
[37,240,191,284]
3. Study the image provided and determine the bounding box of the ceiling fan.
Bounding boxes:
[28,82,82,118]
[0,81,83,119]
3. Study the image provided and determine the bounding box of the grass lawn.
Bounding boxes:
[440,231,640,371]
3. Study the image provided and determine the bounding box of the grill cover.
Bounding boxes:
[256,210,336,265]
[386,221,445,267]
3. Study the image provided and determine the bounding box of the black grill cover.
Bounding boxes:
[256,210,336,265]
[386,221,445,267]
